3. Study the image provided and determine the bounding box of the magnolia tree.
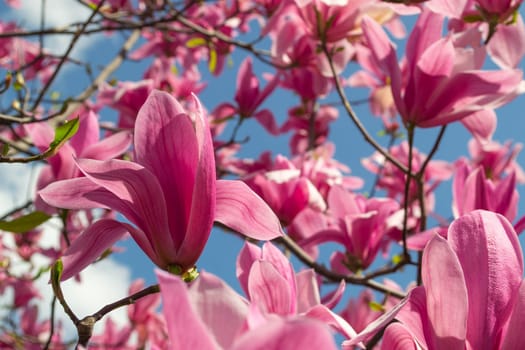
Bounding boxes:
[0,0,524,348]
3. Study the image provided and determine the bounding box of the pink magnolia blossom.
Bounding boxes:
[156,269,339,350]
[236,241,355,340]
[39,90,282,280]
[361,9,523,128]
[213,57,280,134]
[300,185,399,272]
[381,210,525,350]
[243,154,326,225]
[453,159,519,222]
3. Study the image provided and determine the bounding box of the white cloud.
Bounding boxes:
[6,0,110,60]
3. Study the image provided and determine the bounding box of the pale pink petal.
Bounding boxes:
[236,242,262,296]
[60,219,128,281]
[261,242,296,292]
[188,271,249,349]
[448,210,524,350]
[81,131,132,160]
[426,0,467,18]
[487,15,525,69]
[69,111,100,154]
[460,109,497,143]
[295,269,321,313]
[248,260,294,315]
[231,317,338,350]
[422,235,467,349]
[343,294,409,347]
[215,179,283,240]
[156,270,220,350]
[304,304,357,340]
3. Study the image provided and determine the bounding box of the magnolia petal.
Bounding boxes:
[215,179,283,240]
[236,242,262,297]
[82,131,132,161]
[344,294,409,347]
[296,269,321,313]
[501,280,525,350]
[76,158,175,260]
[304,304,357,340]
[448,210,524,350]
[188,271,249,349]
[422,235,467,349]
[248,260,294,315]
[231,317,338,350]
[133,90,200,243]
[156,270,220,350]
[178,94,217,269]
[487,15,525,69]
[381,323,419,350]
[60,219,128,281]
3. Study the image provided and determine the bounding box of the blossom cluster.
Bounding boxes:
[0,0,523,348]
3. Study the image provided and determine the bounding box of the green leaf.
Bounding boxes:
[368,301,385,312]
[0,211,51,233]
[186,37,207,48]
[208,48,218,74]
[46,117,80,157]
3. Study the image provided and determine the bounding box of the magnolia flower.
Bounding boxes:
[382,210,525,349]
[40,90,283,280]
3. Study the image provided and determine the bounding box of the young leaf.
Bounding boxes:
[46,117,80,157]
[0,211,51,233]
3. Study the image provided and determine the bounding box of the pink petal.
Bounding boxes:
[422,235,467,349]
[487,15,525,69]
[75,158,174,260]
[248,260,294,315]
[60,219,128,281]
[381,323,419,350]
[215,179,283,240]
[231,317,338,350]
[304,304,357,340]
[448,210,524,350]
[295,269,321,313]
[254,109,280,135]
[501,280,525,350]
[81,131,132,160]
[460,109,497,143]
[188,271,249,349]
[156,269,220,350]
[236,242,262,297]
[69,111,100,154]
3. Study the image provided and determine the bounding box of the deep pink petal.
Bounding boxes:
[60,219,128,281]
[422,235,467,349]
[448,210,524,350]
[177,94,217,269]
[133,90,200,245]
[215,179,283,240]
[236,242,262,297]
[254,109,280,135]
[156,270,220,350]
[188,271,249,349]
[231,317,338,350]
[75,158,174,261]
[69,111,100,155]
